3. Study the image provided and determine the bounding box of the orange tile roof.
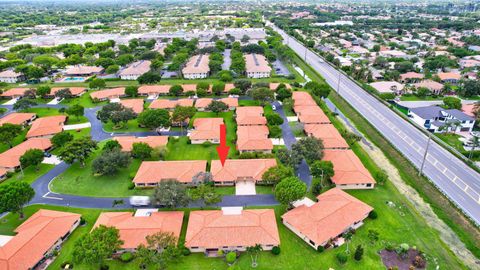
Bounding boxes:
[50,87,86,96]
[26,115,66,138]
[292,91,317,106]
[211,159,277,182]
[437,72,461,81]
[138,85,170,95]
[185,209,280,248]
[133,160,207,184]
[282,188,373,246]
[413,80,444,91]
[149,99,194,110]
[269,83,291,90]
[399,72,424,80]
[195,98,238,109]
[323,150,376,185]
[190,118,223,141]
[0,113,36,126]
[182,54,210,74]
[294,105,330,124]
[182,84,197,92]
[0,138,52,169]
[93,211,184,249]
[65,65,103,76]
[119,99,144,114]
[90,87,125,100]
[0,88,30,98]
[113,136,168,151]
[236,106,266,126]
[304,124,348,149]
[0,209,81,270]
[225,84,235,91]
[236,125,272,151]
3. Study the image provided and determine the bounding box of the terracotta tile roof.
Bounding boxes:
[1,88,30,97]
[225,84,235,91]
[185,209,280,248]
[236,125,272,151]
[369,81,404,93]
[182,84,197,92]
[93,211,184,249]
[113,136,168,151]
[133,160,207,184]
[269,83,291,90]
[0,113,35,126]
[245,54,272,73]
[182,54,210,74]
[294,105,330,124]
[90,87,125,100]
[236,106,266,126]
[211,159,277,182]
[195,98,238,109]
[118,60,151,77]
[304,124,349,149]
[0,209,81,270]
[323,150,376,185]
[65,65,104,76]
[190,118,223,141]
[399,72,424,80]
[50,87,86,96]
[0,70,22,78]
[462,103,475,117]
[26,115,66,138]
[292,91,317,106]
[138,85,170,95]
[282,188,373,246]
[0,138,52,169]
[119,99,144,114]
[437,72,461,81]
[413,80,444,91]
[149,99,194,110]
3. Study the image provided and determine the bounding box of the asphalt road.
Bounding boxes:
[271,24,480,225]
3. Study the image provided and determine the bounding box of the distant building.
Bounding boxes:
[65,65,104,77]
[408,106,476,133]
[369,81,405,95]
[437,72,462,84]
[119,60,151,80]
[182,54,210,79]
[149,98,194,110]
[245,54,271,78]
[113,136,168,151]
[90,87,126,101]
[412,80,444,95]
[0,70,24,83]
[119,99,145,114]
[0,88,31,99]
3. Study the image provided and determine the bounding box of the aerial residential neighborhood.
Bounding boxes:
[0,1,478,270]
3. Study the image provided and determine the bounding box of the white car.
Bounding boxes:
[129,196,150,206]
[272,105,277,111]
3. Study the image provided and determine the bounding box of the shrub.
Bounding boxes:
[268,125,282,138]
[271,246,281,255]
[225,251,237,264]
[368,210,378,219]
[128,182,135,190]
[217,250,224,257]
[100,265,109,270]
[317,245,325,253]
[413,255,426,268]
[129,172,136,180]
[182,247,191,256]
[79,217,86,226]
[60,261,73,269]
[385,242,395,251]
[119,252,134,262]
[336,252,348,264]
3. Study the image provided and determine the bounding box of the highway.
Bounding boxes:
[270,24,480,225]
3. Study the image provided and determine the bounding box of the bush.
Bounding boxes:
[385,242,395,251]
[379,92,396,100]
[413,255,426,268]
[225,251,237,264]
[368,210,378,219]
[336,252,348,264]
[100,265,109,270]
[271,246,281,255]
[268,125,282,138]
[317,245,325,253]
[128,182,135,190]
[79,217,86,226]
[182,247,191,256]
[129,172,136,180]
[60,262,73,269]
[119,252,134,262]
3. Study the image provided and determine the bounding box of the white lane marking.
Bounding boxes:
[43,192,64,200]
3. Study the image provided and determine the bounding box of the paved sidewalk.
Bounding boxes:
[63,122,91,130]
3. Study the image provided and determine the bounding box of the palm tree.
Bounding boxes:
[451,121,462,135]
[344,230,353,254]
[468,136,480,159]
[246,244,263,268]
[439,121,454,134]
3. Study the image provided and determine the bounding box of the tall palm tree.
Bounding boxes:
[451,121,462,135]
[468,136,480,159]
[246,244,263,268]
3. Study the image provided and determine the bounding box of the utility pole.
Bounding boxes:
[419,133,432,176]
[334,72,341,114]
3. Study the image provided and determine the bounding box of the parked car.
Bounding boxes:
[129,196,150,206]
[272,105,277,111]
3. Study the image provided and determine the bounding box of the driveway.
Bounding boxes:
[2,98,18,105]
[235,181,256,195]
[63,122,91,130]
[222,49,231,70]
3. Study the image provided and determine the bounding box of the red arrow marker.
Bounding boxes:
[216,124,229,166]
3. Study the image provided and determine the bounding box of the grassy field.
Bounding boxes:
[290,51,480,259]
[60,91,108,108]
[21,107,88,125]
[103,118,150,133]
[0,163,54,186]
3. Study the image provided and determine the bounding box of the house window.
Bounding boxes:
[366,184,372,187]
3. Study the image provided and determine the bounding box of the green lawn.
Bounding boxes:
[0,163,54,186]
[103,118,150,133]
[21,107,89,125]
[238,99,261,107]
[399,95,443,101]
[60,91,108,108]
[288,121,305,137]
[0,128,27,153]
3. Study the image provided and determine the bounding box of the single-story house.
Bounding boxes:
[133,160,207,187]
[294,105,330,124]
[119,60,151,80]
[149,99,194,110]
[437,72,461,84]
[194,97,238,111]
[269,83,292,91]
[0,88,31,99]
[210,158,277,186]
[0,210,81,270]
[408,106,476,133]
[49,87,86,98]
[292,91,317,107]
[119,99,144,114]
[26,115,66,139]
[0,70,25,84]
[65,65,104,77]
[412,80,444,95]
[185,207,280,255]
[399,72,424,83]
[236,125,273,153]
[0,113,36,127]
[190,118,223,144]
[138,85,170,97]
[90,87,126,101]
[182,54,210,79]
[282,188,373,250]
[0,138,52,171]
[369,81,405,94]
[92,210,184,251]
[113,136,168,151]
[236,106,266,126]
[304,124,349,149]
[323,149,376,189]
[245,54,271,78]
